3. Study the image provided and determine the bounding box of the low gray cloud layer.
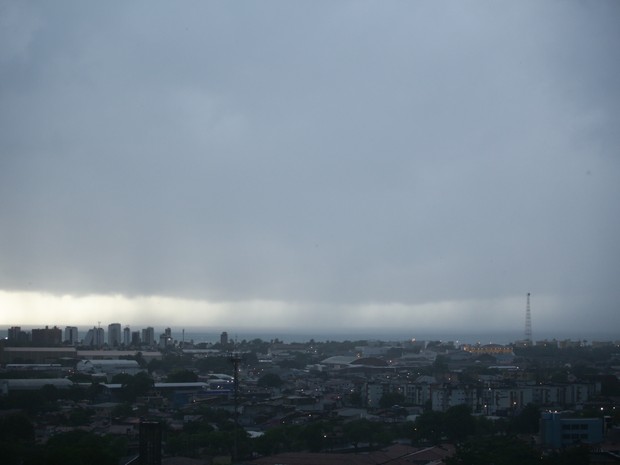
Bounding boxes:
[1,1,619,337]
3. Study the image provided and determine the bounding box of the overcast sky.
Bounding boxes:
[1,1,619,341]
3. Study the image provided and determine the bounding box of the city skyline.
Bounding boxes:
[4,317,618,347]
[1,2,619,338]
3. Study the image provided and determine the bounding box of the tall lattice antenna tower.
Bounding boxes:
[525,292,532,344]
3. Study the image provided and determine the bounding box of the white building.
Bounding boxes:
[363,382,387,408]
[76,359,143,380]
[432,387,476,412]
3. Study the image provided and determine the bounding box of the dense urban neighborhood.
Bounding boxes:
[1,326,619,464]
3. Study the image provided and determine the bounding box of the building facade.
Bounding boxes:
[540,412,604,448]
[108,323,121,347]
[7,327,29,344]
[84,327,105,348]
[31,326,62,346]
[142,327,155,346]
[64,326,79,345]
[123,326,131,346]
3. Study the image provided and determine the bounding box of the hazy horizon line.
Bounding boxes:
[4,324,618,345]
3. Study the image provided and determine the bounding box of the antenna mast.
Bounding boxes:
[525,292,532,345]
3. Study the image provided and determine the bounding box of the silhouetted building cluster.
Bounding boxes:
[5,323,182,349]
[31,326,61,346]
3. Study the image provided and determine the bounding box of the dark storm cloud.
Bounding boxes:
[1,1,619,334]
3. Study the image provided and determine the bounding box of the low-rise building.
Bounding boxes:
[76,350,161,362]
[540,411,604,449]
[0,378,75,395]
[76,359,144,380]
[0,346,77,364]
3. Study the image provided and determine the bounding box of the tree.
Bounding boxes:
[414,410,445,444]
[86,382,106,403]
[446,436,540,465]
[443,405,475,442]
[111,402,134,418]
[68,371,93,383]
[601,375,620,396]
[166,369,198,383]
[110,373,134,385]
[433,355,449,372]
[278,355,308,369]
[510,403,540,434]
[195,356,234,375]
[302,422,327,452]
[134,351,147,368]
[0,413,35,465]
[473,414,496,437]
[253,425,302,456]
[114,372,154,402]
[67,407,94,426]
[26,430,126,465]
[257,373,284,388]
[0,412,35,442]
[346,390,363,407]
[379,391,406,408]
[343,419,375,451]
[385,347,403,360]
[159,353,193,371]
[243,351,259,367]
[147,358,163,373]
[542,445,590,465]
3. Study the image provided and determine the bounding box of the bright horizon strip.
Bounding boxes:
[0,289,567,338]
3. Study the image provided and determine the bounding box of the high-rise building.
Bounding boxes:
[31,326,62,346]
[7,327,29,345]
[83,328,94,346]
[141,327,155,346]
[131,331,141,346]
[84,326,105,348]
[8,326,21,340]
[158,327,173,349]
[220,331,228,346]
[108,323,122,347]
[139,421,162,465]
[95,327,105,347]
[65,326,79,345]
[123,326,131,346]
[159,333,172,349]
